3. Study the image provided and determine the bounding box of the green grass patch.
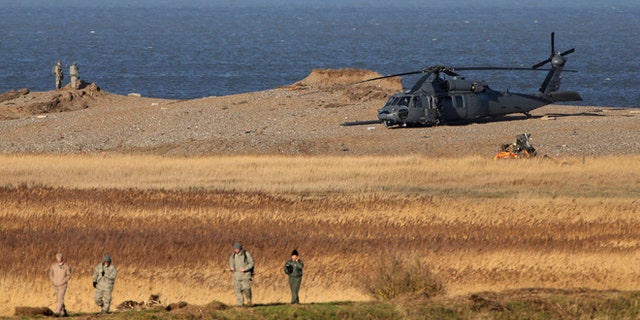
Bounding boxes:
[15,290,640,320]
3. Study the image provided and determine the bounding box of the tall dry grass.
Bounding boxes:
[0,154,639,316]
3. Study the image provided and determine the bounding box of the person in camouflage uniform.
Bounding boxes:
[229,243,254,306]
[48,252,72,317]
[284,249,304,304]
[52,60,63,89]
[92,254,117,314]
[69,62,79,89]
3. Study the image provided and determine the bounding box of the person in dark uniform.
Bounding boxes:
[284,249,304,304]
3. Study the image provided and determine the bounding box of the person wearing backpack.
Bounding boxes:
[52,60,63,89]
[229,243,254,306]
[283,248,304,304]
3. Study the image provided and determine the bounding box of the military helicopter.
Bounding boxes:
[357,32,582,127]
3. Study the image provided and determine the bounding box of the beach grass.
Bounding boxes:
[1,154,639,316]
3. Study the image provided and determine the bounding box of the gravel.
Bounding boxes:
[1,69,639,158]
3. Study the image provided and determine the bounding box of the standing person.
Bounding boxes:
[69,62,79,89]
[92,254,117,314]
[228,243,254,306]
[52,60,63,89]
[284,249,304,304]
[48,252,72,317]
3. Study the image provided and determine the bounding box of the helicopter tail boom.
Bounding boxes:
[533,32,579,101]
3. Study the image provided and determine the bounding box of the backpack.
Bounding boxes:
[234,251,254,276]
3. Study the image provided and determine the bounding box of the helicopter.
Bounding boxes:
[357,32,582,127]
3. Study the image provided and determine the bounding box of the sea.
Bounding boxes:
[1,0,639,107]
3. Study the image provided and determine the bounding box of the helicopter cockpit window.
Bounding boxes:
[385,96,414,107]
[385,96,401,107]
[384,97,395,106]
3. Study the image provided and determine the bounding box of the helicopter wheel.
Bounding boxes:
[524,112,532,118]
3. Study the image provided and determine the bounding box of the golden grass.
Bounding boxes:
[0,154,639,316]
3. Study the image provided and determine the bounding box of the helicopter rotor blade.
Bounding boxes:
[532,58,552,69]
[357,62,578,86]
[357,65,449,84]
[453,66,577,73]
[560,48,575,56]
[442,69,459,77]
[532,48,575,69]
[409,71,435,93]
[357,69,430,83]
[533,32,558,69]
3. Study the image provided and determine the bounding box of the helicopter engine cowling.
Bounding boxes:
[445,79,475,92]
[471,83,485,93]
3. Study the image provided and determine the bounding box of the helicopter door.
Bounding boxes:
[423,96,438,125]
[439,95,466,121]
[453,95,467,119]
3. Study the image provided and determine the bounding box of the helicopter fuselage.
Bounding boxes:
[367,33,582,128]
[377,78,550,127]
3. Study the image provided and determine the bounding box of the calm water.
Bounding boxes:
[1,0,639,107]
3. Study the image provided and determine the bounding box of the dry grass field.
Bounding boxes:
[1,154,639,316]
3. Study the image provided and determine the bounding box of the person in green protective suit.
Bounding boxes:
[92,254,117,314]
[229,243,254,306]
[52,60,63,89]
[69,62,79,89]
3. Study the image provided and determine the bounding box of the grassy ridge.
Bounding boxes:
[1,155,640,317]
[21,290,640,320]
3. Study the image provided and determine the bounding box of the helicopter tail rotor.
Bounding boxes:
[532,32,580,100]
[532,32,575,69]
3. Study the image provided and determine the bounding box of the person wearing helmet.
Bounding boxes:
[229,243,254,306]
[52,60,63,89]
[92,254,117,314]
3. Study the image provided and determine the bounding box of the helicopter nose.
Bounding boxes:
[377,111,391,122]
[377,109,400,126]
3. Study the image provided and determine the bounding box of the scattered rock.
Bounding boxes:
[117,300,143,310]
[116,294,164,311]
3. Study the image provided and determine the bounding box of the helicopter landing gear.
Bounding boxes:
[524,112,532,118]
